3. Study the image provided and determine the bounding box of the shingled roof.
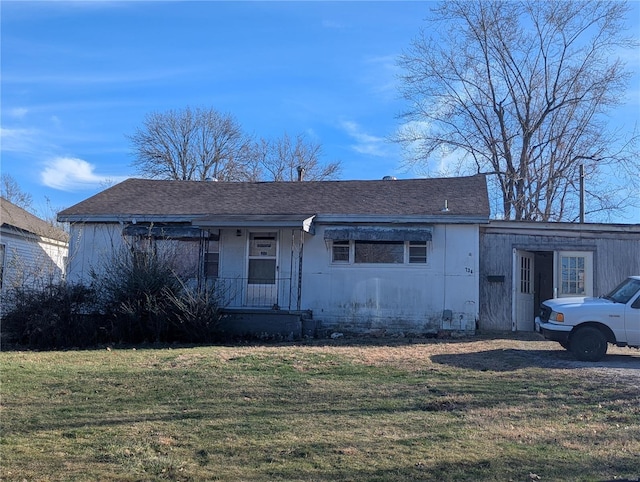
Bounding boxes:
[58,175,489,221]
[1,197,69,242]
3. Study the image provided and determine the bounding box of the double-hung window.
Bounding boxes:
[331,240,350,263]
[205,239,219,278]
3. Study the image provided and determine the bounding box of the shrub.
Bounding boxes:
[164,282,223,343]
[91,243,223,345]
[2,240,224,349]
[2,283,99,349]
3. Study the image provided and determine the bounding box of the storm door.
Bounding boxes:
[246,232,278,307]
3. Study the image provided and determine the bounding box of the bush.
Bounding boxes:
[91,245,183,344]
[91,243,223,345]
[164,282,224,343]
[2,283,99,349]
[2,241,224,349]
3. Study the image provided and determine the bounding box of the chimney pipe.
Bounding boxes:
[297,165,305,182]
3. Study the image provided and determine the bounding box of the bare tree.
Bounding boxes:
[129,106,253,181]
[1,174,33,211]
[396,0,638,221]
[249,132,342,181]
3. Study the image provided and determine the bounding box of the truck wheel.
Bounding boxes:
[559,341,570,350]
[570,327,608,362]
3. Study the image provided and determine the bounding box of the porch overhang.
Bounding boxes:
[195,214,316,233]
[323,226,433,242]
[122,225,208,239]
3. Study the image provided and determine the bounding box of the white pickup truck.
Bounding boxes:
[535,276,640,361]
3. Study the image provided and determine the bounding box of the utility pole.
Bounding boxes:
[579,164,585,223]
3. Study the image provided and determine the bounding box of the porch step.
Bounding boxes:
[219,308,315,340]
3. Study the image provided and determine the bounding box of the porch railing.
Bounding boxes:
[210,277,294,310]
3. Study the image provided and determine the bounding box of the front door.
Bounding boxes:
[514,250,535,331]
[247,232,278,307]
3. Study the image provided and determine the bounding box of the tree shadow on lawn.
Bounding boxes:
[431,347,640,372]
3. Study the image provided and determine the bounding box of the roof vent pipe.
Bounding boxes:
[382,176,397,181]
[297,166,305,182]
[441,200,450,212]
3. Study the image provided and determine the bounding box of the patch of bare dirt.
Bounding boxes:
[308,332,640,387]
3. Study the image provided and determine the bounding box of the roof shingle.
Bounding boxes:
[58,175,489,220]
[1,197,69,242]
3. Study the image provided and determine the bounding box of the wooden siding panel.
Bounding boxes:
[480,226,640,331]
[0,231,67,292]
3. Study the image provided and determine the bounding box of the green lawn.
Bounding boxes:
[1,337,638,481]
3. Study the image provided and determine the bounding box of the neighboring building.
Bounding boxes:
[480,221,640,332]
[0,197,69,295]
[57,175,490,337]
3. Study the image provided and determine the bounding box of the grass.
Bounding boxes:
[1,336,639,481]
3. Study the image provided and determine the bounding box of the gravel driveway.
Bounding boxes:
[460,333,640,388]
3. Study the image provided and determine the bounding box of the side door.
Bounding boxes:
[514,250,535,331]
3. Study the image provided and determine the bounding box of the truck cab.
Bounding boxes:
[535,276,640,361]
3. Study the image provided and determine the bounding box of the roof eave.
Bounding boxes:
[314,214,490,224]
[58,214,202,224]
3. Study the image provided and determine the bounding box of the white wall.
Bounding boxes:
[300,224,479,334]
[64,222,480,334]
[1,230,67,292]
[66,223,125,284]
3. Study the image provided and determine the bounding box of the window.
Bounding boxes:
[355,241,404,264]
[331,239,429,264]
[561,255,585,295]
[205,239,219,278]
[520,254,532,294]
[332,240,350,262]
[409,241,427,264]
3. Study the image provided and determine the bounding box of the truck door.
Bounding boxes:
[626,291,640,345]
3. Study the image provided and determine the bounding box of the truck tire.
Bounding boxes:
[570,326,608,362]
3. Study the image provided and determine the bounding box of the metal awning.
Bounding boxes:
[195,214,316,233]
[323,227,432,242]
[122,225,214,240]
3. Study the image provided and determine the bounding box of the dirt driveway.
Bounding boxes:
[427,332,640,388]
[325,332,640,387]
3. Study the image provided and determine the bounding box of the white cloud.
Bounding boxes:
[41,157,126,191]
[8,107,29,119]
[361,55,400,99]
[0,127,40,154]
[340,120,390,157]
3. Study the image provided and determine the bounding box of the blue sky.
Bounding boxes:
[2,1,639,222]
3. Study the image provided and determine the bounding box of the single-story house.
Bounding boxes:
[480,221,640,332]
[57,175,490,337]
[1,197,69,295]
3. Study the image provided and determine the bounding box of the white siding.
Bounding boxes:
[66,223,125,284]
[0,230,67,293]
[301,224,479,334]
[65,221,481,335]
